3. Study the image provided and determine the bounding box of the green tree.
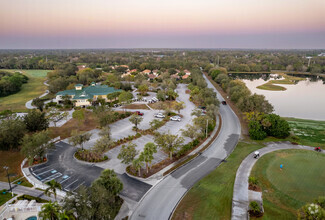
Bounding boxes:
[118,91,133,104]
[92,169,123,197]
[138,84,149,95]
[0,116,26,151]
[45,180,62,200]
[39,201,62,220]
[129,113,143,131]
[248,120,267,140]
[174,101,185,114]
[156,90,166,101]
[69,130,92,150]
[118,142,138,164]
[132,158,144,177]
[139,142,157,173]
[154,132,184,159]
[263,114,290,138]
[24,109,49,132]
[181,124,201,139]
[21,130,54,165]
[166,88,178,101]
[149,119,164,130]
[32,97,45,112]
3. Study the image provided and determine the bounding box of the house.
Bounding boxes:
[184,70,191,75]
[171,74,180,79]
[77,65,86,71]
[152,69,159,76]
[148,74,156,80]
[182,74,190,79]
[56,82,122,107]
[130,69,137,73]
[142,69,151,75]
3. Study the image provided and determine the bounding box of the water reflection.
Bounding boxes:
[241,77,325,120]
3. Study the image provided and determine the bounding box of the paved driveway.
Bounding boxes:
[29,141,152,202]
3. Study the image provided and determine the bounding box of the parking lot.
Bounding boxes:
[30,141,152,202]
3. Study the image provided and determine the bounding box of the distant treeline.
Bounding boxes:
[0,71,28,97]
[0,49,324,73]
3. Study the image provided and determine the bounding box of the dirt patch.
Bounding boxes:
[48,110,99,139]
[149,101,178,110]
[249,184,262,192]
[124,104,149,110]
[0,150,25,182]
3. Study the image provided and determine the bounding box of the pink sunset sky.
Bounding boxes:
[0,0,324,49]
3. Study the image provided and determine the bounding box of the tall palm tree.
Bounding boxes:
[45,180,62,200]
[39,201,61,220]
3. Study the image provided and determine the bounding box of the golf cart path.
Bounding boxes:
[232,142,324,220]
[25,80,50,109]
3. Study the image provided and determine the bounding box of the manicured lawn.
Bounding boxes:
[286,118,325,148]
[172,141,263,220]
[0,189,16,206]
[0,151,25,182]
[0,69,50,111]
[250,150,325,219]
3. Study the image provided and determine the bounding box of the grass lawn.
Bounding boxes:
[286,118,325,148]
[0,69,50,111]
[250,150,325,219]
[0,151,25,182]
[172,141,263,220]
[124,104,149,110]
[0,189,16,206]
[256,74,305,91]
[257,83,287,91]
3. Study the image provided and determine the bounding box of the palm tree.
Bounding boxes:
[132,158,144,177]
[45,180,62,200]
[39,201,61,220]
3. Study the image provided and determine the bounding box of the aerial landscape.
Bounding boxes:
[0,0,325,220]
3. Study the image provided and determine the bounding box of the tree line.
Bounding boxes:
[0,70,28,97]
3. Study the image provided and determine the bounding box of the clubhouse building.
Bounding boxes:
[55,82,121,107]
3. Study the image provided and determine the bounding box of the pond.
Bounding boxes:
[230,73,325,120]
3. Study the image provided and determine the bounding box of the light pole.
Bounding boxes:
[206,119,209,138]
[3,166,13,197]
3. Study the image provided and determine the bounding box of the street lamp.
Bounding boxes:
[3,166,13,197]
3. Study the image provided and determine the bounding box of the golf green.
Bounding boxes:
[251,149,325,218]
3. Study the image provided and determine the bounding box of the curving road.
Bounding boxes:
[130,74,241,220]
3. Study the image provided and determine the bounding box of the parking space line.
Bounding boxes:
[73,181,85,191]
[59,176,71,184]
[31,165,53,173]
[64,179,79,190]
[33,168,54,176]
[42,173,62,183]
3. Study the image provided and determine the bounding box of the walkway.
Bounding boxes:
[231,142,324,220]
[25,81,50,109]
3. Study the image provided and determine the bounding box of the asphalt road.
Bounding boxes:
[0,181,55,201]
[130,74,241,220]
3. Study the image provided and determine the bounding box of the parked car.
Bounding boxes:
[135,111,144,116]
[222,101,227,105]
[170,116,181,121]
[152,97,158,102]
[154,113,165,118]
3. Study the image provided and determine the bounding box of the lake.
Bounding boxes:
[233,74,325,120]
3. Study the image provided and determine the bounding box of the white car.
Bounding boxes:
[170,116,181,121]
[152,97,158,102]
[154,113,165,118]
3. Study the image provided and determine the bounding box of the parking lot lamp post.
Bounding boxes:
[3,166,13,197]
[206,119,209,138]
[135,117,138,132]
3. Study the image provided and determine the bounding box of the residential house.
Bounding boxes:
[142,69,151,75]
[56,82,122,107]
[184,70,191,75]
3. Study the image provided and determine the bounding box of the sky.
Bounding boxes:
[0,0,325,49]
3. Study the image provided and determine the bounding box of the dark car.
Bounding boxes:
[222,101,227,105]
[135,111,144,116]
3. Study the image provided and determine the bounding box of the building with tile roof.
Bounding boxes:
[55,82,122,107]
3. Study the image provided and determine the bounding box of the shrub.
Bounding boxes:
[17,195,48,203]
[249,201,263,217]
[74,106,81,110]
